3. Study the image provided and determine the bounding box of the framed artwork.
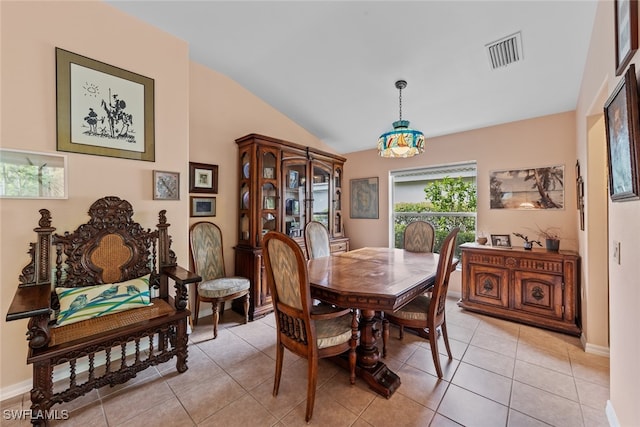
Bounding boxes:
[288,170,299,188]
[189,162,218,193]
[350,177,379,219]
[489,165,564,209]
[604,64,640,201]
[0,149,68,199]
[491,234,512,248]
[576,160,585,231]
[615,0,638,76]
[55,48,155,161]
[153,170,179,200]
[190,196,216,217]
[263,196,276,210]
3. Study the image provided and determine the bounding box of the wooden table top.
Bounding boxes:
[307,247,440,312]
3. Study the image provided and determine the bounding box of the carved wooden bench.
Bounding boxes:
[5,197,201,426]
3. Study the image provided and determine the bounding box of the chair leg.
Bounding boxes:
[176,317,189,373]
[350,310,358,385]
[399,325,404,340]
[273,342,284,396]
[429,325,443,378]
[243,293,249,324]
[31,362,53,427]
[193,293,201,325]
[212,302,220,339]
[441,321,453,359]
[306,356,319,422]
[382,315,389,358]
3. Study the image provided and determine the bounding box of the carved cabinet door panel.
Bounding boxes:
[467,264,509,308]
[513,271,563,319]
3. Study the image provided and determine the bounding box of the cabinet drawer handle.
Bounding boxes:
[532,286,544,301]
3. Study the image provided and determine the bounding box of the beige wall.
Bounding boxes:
[0,1,332,397]
[576,1,640,425]
[344,111,579,252]
[188,63,335,279]
[0,1,191,395]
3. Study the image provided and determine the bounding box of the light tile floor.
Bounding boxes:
[1,297,610,426]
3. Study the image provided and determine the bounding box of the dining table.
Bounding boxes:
[307,247,440,398]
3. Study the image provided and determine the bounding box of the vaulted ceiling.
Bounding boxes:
[106,1,598,154]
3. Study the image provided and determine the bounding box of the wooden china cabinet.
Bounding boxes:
[233,134,349,320]
[459,243,581,335]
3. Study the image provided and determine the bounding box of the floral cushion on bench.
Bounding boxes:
[55,274,151,327]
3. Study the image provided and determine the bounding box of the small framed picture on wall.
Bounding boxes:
[190,196,216,217]
[153,170,179,201]
[189,162,218,194]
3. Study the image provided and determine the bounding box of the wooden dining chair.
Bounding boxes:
[303,220,352,312]
[404,220,436,253]
[304,220,332,259]
[304,221,386,357]
[263,231,358,422]
[384,227,459,378]
[189,221,250,338]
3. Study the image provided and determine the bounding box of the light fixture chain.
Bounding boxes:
[398,85,403,121]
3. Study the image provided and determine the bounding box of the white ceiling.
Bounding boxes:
[106,1,598,154]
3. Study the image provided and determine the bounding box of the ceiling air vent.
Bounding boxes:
[486,31,523,70]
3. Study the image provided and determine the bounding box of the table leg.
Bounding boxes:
[354,309,401,398]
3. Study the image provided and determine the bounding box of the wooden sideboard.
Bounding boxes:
[459,243,581,336]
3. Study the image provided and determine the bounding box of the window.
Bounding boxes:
[0,149,67,199]
[391,162,477,256]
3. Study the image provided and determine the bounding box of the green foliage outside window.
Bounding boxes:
[394,176,477,255]
[0,151,65,198]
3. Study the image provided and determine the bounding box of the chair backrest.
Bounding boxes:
[304,221,331,259]
[404,221,436,253]
[263,231,314,355]
[429,227,459,326]
[189,221,226,282]
[49,196,161,288]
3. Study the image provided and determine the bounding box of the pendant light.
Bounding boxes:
[377,80,425,158]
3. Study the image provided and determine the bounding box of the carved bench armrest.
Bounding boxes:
[6,285,52,348]
[6,284,51,322]
[161,265,201,311]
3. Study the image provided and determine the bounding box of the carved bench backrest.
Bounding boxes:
[52,197,158,288]
[18,197,177,302]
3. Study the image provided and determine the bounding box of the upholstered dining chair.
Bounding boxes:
[304,221,357,317]
[189,221,250,339]
[384,227,459,378]
[304,220,331,259]
[404,220,436,253]
[263,231,358,422]
[305,220,388,358]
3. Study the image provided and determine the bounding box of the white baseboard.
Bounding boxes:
[581,333,611,357]
[448,290,462,300]
[1,338,154,402]
[606,400,619,427]
[1,379,32,402]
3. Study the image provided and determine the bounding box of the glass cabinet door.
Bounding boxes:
[282,160,306,238]
[239,150,251,243]
[311,162,331,230]
[333,165,344,236]
[258,149,278,246]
